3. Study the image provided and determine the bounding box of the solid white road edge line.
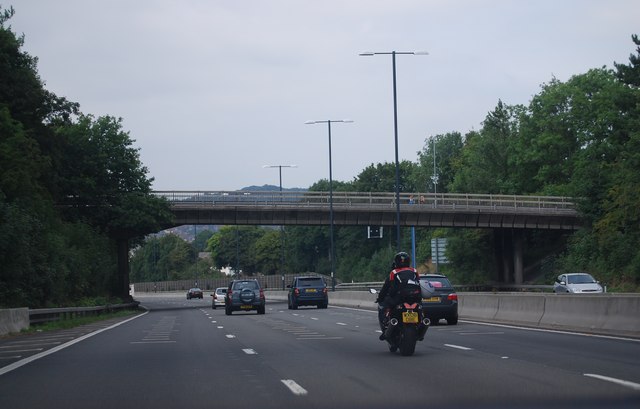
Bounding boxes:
[584,373,640,391]
[281,379,308,396]
[0,311,149,376]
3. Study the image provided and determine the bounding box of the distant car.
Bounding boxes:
[225,279,265,315]
[187,288,203,299]
[287,276,328,309]
[420,274,458,325]
[211,287,227,309]
[554,273,603,294]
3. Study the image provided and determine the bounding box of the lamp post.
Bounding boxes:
[360,50,428,251]
[263,164,297,290]
[305,119,353,291]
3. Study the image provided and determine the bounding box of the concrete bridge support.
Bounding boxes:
[495,229,525,285]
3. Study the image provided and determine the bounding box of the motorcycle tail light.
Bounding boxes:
[448,293,458,301]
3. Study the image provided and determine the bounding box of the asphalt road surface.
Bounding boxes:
[1,293,639,409]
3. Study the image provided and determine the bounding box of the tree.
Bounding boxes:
[414,132,463,194]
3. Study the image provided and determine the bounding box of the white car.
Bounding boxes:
[553,273,603,294]
[211,287,227,309]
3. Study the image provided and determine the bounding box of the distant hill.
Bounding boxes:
[241,184,307,192]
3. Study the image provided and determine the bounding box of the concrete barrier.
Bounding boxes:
[266,290,640,338]
[0,308,29,336]
[492,293,545,327]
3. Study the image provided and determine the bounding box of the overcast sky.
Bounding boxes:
[9,0,640,191]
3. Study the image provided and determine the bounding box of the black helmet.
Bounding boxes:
[394,252,411,268]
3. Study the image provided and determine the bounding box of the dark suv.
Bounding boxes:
[287,276,328,309]
[225,279,265,315]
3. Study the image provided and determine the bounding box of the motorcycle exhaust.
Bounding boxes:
[417,317,430,341]
[384,318,399,339]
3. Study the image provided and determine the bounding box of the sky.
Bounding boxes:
[8,0,640,191]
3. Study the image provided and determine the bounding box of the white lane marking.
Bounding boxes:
[281,379,308,396]
[0,311,148,376]
[336,322,347,326]
[460,320,640,343]
[217,326,224,329]
[444,344,473,351]
[584,374,640,391]
[130,341,176,344]
[297,336,343,340]
[0,356,22,360]
[242,349,257,355]
[310,317,319,321]
[225,334,236,338]
[502,356,509,359]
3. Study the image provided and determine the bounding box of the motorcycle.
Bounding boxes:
[370,288,430,356]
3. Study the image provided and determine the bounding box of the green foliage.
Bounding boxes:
[0,8,171,306]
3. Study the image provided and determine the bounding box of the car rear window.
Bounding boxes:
[424,277,453,288]
[233,281,259,290]
[297,278,325,287]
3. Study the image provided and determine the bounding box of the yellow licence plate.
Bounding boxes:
[423,296,441,303]
[402,311,419,324]
[306,289,317,293]
[240,305,252,309]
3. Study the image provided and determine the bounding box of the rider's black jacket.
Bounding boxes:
[377,266,420,306]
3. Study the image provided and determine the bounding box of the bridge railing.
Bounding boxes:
[153,191,577,213]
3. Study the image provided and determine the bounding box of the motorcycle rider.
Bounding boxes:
[375,251,421,340]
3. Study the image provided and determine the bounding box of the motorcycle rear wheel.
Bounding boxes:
[399,326,417,356]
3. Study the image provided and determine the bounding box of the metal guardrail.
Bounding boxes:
[152,190,578,214]
[29,302,140,325]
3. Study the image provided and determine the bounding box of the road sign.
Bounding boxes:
[431,238,448,264]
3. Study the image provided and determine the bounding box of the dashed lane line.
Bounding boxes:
[281,379,308,396]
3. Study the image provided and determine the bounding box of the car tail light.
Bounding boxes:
[448,293,458,301]
[259,289,265,299]
[322,287,328,295]
[227,290,232,297]
[294,288,300,296]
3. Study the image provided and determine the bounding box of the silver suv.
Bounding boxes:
[225,279,266,315]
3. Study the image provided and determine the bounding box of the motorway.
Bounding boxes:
[1,294,639,409]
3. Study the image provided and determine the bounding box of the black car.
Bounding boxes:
[187,287,203,299]
[421,274,458,325]
[287,276,328,309]
[225,279,265,315]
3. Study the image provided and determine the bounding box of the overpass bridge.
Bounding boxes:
[153,190,582,285]
[154,190,581,230]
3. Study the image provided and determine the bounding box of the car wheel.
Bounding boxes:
[225,306,232,316]
[447,315,458,325]
[257,305,265,315]
[291,301,298,310]
[212,304,216,310]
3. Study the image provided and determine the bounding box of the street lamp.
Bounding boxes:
[263,164,297,290]
[360,50,428,251]
[305,119,353,291]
